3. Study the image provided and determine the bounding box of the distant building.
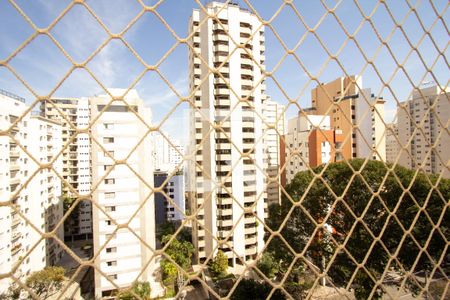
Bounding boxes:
[41,98,92,242]
[285,112,344,183]
[152,132,184,173]
[385,123,399,164]
[262,99,285,205]
[311,76,386,161]
[397,85,449,177]
[0,90,63,293]
[154,171,186,225]
[188,2,267,266]
[90,89,157,298]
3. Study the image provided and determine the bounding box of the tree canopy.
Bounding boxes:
[209,250,229,277]
[266,159,449,299]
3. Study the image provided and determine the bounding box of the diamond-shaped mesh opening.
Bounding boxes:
[0,0,448,299]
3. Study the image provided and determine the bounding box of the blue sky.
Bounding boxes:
[0,0,448,145]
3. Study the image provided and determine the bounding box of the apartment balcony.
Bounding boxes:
[216,154,231,161]
[244,226,257,235]
[217,197,232,206]
[11,243,22,256]
[260,54,266,61]
[9,149,20,158]
[11,231,21,241]
[214,77,229,85]
[214,32,229,41]
[217,166,232,174]
[216,143,231,151]
[241,89,253,97]
[215,88,230,96]
[244,216,256,224]
[241,78,253,86]
[215,98,231,106]
[217,230,232,239]
[193,35,200,43]
[260,44,265,51]
[198,239,205,247]
[10,163,20,172]
[10,177,20,186]
[245,245,257,255]
[240,26,252,35]
[214,44,229,52]
[217,208,233,217]
[217,219,233,227]
[213,22,228,31]
[215,65,229,73]
[245,235,257,244]
[241,68,253,76]
[242,132,254,139]
[243,185,256,193]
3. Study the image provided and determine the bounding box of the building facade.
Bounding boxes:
[41,98,92,241]
[262,98,285,205]
[385,123,400,164]
[152,132,184,173]
[90,89,157,297]
[0,90,63,293]
[285,112,343,183]
[397,85,449,177]
[311,76,386,162]
[188,2,267,266]
[154,171,186,225]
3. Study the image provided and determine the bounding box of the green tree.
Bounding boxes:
[25,266,65,298]
[209,250,229,277]
[267,159,449,299]
[256,252,279,279]
[230,279,285,300]
[161,234,194,270]
[161,260,178,286]
[117,281,151,300]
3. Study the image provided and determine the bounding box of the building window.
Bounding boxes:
[108,274,117,280]
[106,247,117,253]
[105,192,115,199]
[107,261,117,267]
[105,206,116,212]
[104,178,115,185]
[103,137,114,144]
[104,123,114,129]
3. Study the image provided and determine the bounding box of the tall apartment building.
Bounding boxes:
[154,171,186,225]
[152,132,184,172]
[397,85,449,177]
[90,89,157,297]
[284,112,344,183]
[0,90,63,293]
[262,98,285,205]
[188,2,266,266]
[385,123,400,164]
[311,76,386,161]
[41,98,92,241]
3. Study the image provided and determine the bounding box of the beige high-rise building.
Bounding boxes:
[397,85,449,177]
[188,2,266,267]
[284,111,344,183]
[41,98,92,241]
[311,76,386,161]
[385,123,400,164]
[262,99,285,205]
[90,89,157,298]
[0,90,63,293]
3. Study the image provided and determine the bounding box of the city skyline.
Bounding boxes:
[1,0,448,145]
[0,1,448,299]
